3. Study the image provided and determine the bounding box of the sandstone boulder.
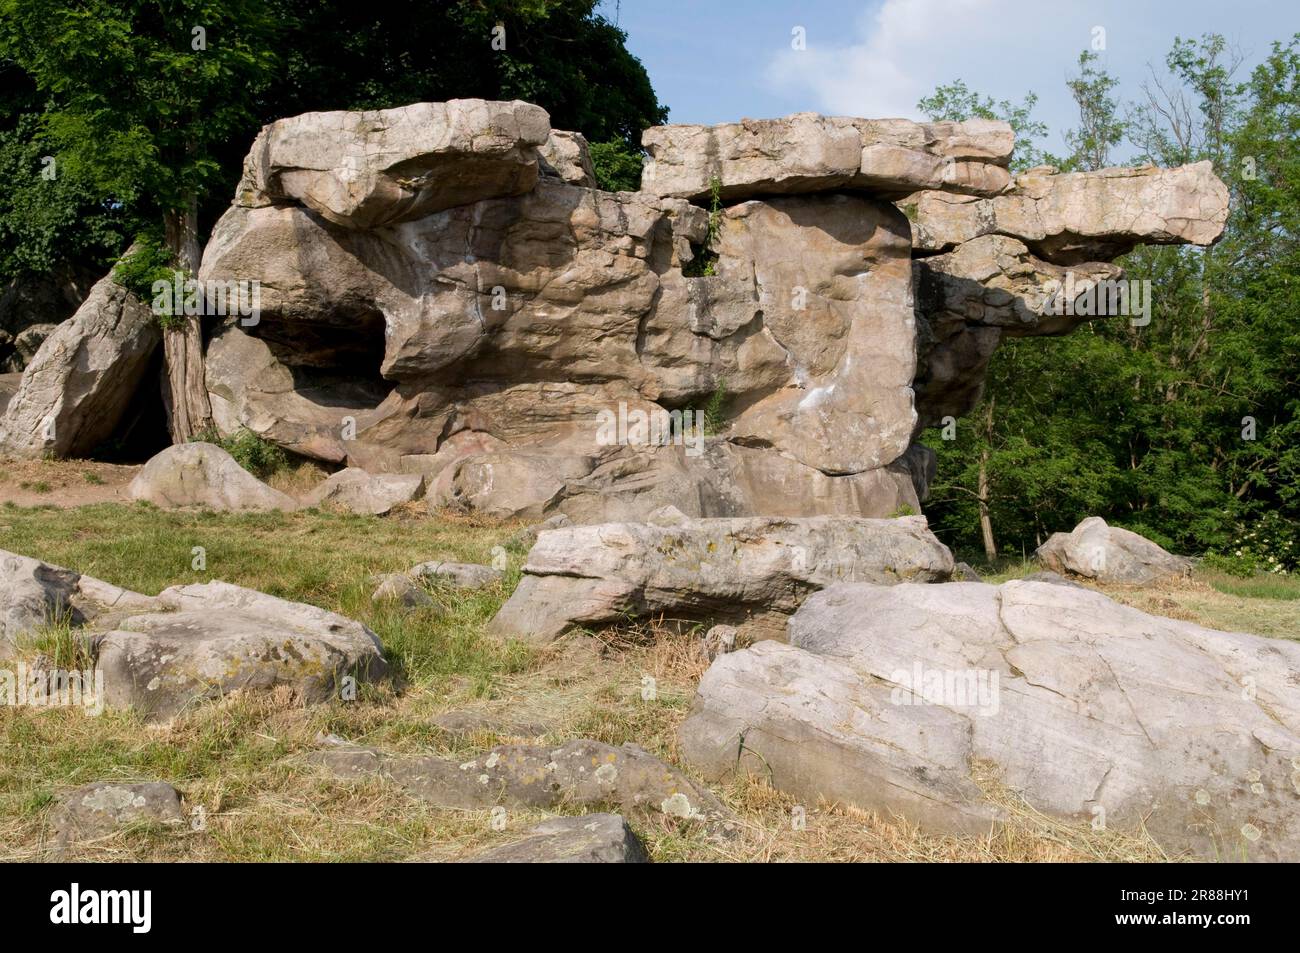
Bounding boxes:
[0,273,159,459]
[409,561,503,589]
[489,514,954,643]
[459,813,649,863]
[302,467,424,515]
[370,573,433,607]
[680,580,1300,861]
[905,161,1230,262]
[536,130,597,187]
[128,443,297,512]
[237,99,552,228]
[641,114,1013,202]
[95,580,388,719]
[1035,516,1191,585]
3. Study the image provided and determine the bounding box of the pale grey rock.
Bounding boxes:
[459,813,649,863]
[680,579,1300,861]
[302,467,424,515]
[95,581,387,719]
[371,572,433,607]
[536,130,597,186]
[409,561,502,590]
[0,272,159,459]
[128,443,297,512]
[0,549,80,658]
[1035,516,1192,585]
[489,514,954,643]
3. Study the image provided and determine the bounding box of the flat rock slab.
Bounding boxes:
[96,581,387,719]
[0,549,80,658]
[458,813,648,863]
[489,515,953,643]
[680,579,1300,861]
[312,738,727,823]
[52,781,183,845]
[641,114,1013,202]
[1035,516,1191,585]
[129,442,298,512]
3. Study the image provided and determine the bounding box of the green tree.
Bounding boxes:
[917,79,1049,171]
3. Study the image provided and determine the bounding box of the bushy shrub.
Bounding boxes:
[1206,512,1298,576]
[191,427,287,480]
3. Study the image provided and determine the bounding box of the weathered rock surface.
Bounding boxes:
[182,101,1230,523]
[642,114,1014,202]
[52,781,183,845]
[302,467,424,515]
[313,738,727,822]
[409,561,502,589]
[1035,516,1191,585]
[459,813,649,863]
[237,99,552,228]
[128,443,297,511]
[489,514,954,643]
[0,549,80,657]
[0,273,159,458]
[905,161,1230,262]
[370,572,433,607]
[680,580,1300,861]
[96,581,388,719]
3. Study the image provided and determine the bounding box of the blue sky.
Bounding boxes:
[596,0,1300,160]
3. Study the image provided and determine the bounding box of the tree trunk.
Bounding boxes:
[162,199,212,443]
[978,399,998,562]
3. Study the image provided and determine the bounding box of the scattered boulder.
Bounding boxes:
[953,561,982,582]
[128,443,298,512]
[0,549,80,657]
[51,781,184,846]
[95,580,388,719]
[312,738,727,822]
[459,813,648,863]
[0,272,160,459]
[680,579,1300,861]
[1035,516,1191,585]
[431,709,549,741]
[302,467,424,515]
[409,561,502,590]
[371,573,433,607]
[504,513,573,551]
[489,515,954,643]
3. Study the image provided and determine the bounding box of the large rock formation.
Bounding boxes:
[1035,516,1192,585]
[5,100,1227,523]
[680,579,1300,861]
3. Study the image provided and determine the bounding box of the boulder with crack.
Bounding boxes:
[679,579,1300,861]
[489,514,954,643]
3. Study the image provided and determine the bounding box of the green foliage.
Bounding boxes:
[917,79,1050,170]
[920,36,1300,561]
[684,176,723,277]
[589,139,644,192]
[702,378,729,436]
[1207,513,1298,576]
[1062,51,1126,171]
[191,427,287,480]
[111,233,182,325]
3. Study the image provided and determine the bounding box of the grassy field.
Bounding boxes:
[1,496,1296,862]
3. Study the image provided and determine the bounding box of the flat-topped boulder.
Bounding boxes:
[96,580,388,719]
[489,514,954,642]
[1035,516,1192,585]
[301,467,424,515]
[237,99,552,228]
[680,579,1300,861]
[641,114,1013,202]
